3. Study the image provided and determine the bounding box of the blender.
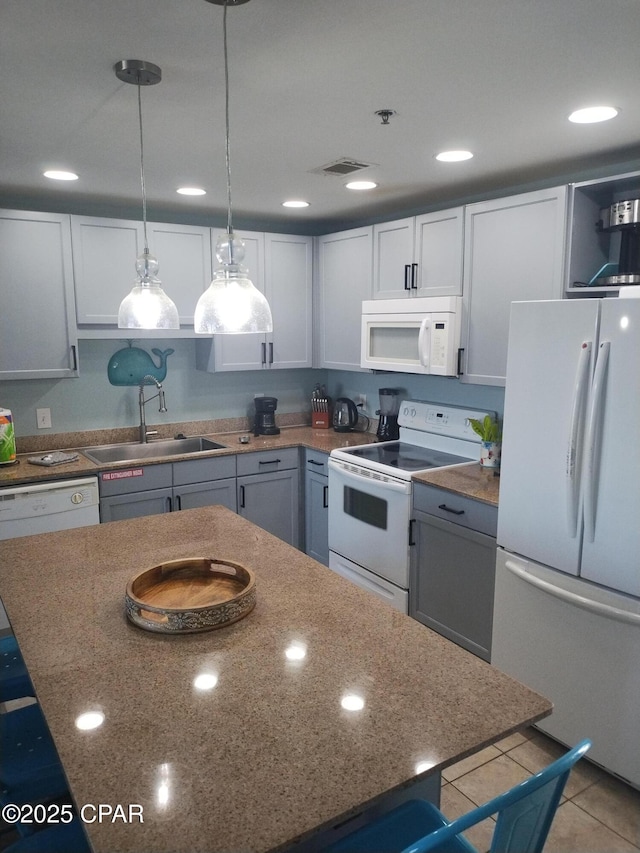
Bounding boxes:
[376,388,400,442]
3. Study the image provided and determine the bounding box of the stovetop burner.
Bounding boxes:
[344,441,470,472]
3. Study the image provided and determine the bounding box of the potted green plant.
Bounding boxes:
[468,415,502,468]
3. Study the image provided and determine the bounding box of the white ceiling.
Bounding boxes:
[2,0,640,233]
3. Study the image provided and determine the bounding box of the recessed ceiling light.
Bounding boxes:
[177,186,206,196]
[435,150,473,163]
[568,106,618,124]
[345,180,378,190]
[282,200,310,208]
[43,170,78,181]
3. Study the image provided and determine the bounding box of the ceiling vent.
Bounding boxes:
[311,158,375,177]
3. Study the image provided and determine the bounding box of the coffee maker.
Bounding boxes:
[254,396,280,436]
[376,388,400,442]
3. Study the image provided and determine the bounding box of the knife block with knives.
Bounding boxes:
[311,385,331,429]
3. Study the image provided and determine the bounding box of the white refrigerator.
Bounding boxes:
[492,296,640,789]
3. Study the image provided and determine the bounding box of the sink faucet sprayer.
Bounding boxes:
[138,375,167,443]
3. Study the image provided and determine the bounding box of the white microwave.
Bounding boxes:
[361,296,462,376]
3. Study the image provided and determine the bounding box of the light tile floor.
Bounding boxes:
[441,727,640,852]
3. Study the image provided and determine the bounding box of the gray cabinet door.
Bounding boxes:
[410,509,496,661]
[0,209,79,379]
[100,487,173,522]
[175,479,236,513]
[266,233,313,369]
[461,186,567,386]
[237,469,299,547]
[317,226,372,370]
[305,468,329,565]
[372,217,414,299]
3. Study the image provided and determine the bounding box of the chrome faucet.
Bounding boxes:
[138,375,167,443]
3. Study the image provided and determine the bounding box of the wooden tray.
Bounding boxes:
[125,557,256,634]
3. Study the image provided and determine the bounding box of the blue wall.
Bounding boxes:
[0,338,503,437]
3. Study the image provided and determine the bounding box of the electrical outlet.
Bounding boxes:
[36,407,52,429]
[355,394,367,409]
[254,392,264,398]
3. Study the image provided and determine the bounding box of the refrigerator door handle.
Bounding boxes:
[505,558,640,626]
[566,341,592,538]
[583,341,610,543]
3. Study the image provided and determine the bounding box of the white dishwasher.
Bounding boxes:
[0,476,99,629]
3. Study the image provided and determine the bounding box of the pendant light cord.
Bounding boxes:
[223,0,233,236]
[137,77,149,253]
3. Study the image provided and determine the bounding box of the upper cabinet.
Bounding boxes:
[0,209,79,380]
[460,186,567,386]
[71,215,212,327]
[316,226,373,371]
[372,208,463,299]
[565,170,640,298]
[196,231,312,372]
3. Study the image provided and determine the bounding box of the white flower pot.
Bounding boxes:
[480,441,501,468]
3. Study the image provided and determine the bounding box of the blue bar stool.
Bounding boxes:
[0,635,34,704]
[2,818,91,852]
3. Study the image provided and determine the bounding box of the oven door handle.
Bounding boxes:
[328,459,411,494]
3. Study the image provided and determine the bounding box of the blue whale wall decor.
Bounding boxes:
[107,345,174,386]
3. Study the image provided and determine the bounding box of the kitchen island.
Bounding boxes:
[0,507,550,852]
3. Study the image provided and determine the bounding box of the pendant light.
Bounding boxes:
[195,0,273,334]
[115,60,180,330]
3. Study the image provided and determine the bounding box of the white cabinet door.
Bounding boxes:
[413,208,463,297]
[317,226,373,370]
[461,186,567,386]
[372,217,414,299]
[0,209,79,379]
[266,233,313,369]
[71,215,144,324]
[373,210,464,299]
[72,216,212,326]
[147,222,212,325]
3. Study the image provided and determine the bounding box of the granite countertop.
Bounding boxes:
[412,462,500,507]
[0,424,375,488]
[0,507,549,853]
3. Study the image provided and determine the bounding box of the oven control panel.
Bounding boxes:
[398,400,495,441]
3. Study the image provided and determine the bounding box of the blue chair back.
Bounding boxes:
[403,739,591,853]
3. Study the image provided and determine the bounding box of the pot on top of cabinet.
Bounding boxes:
[333,398,358,432]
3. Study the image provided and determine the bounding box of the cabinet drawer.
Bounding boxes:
[99,464,172,497]
[305,450,329,476]
[236,447,299,476]
[173,454,236,486]
[412,483,497,537]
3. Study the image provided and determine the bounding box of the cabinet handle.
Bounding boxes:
[166,496,173,513]
[411,263,418,289]
[457,347,464,376]
[438,503,465,516]
[269,342,274,364]
[175,494,182,511]
[259,458,280,465]
[404,264,411,290]
[308,459,324,466]
[71,345,78,371]
[323,484,329,508]
[240,485,246,508]
[261,342,267,366]
[408,518,416,546]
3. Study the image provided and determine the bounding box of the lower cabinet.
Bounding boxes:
[410,483,497,662]
[99,457,237,522]
[236,448,300,547]
[304,450,329,565]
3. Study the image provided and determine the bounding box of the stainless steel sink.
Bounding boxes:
[81,437,227,465]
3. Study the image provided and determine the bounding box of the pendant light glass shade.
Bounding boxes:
[196,0,272,334]
[194,232,272,333]
[118,249,180,329]
[115,59,179,330]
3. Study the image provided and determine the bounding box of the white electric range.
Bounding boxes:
[328,400,494,612]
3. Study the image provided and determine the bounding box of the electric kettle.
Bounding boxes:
[333,397,358,432]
